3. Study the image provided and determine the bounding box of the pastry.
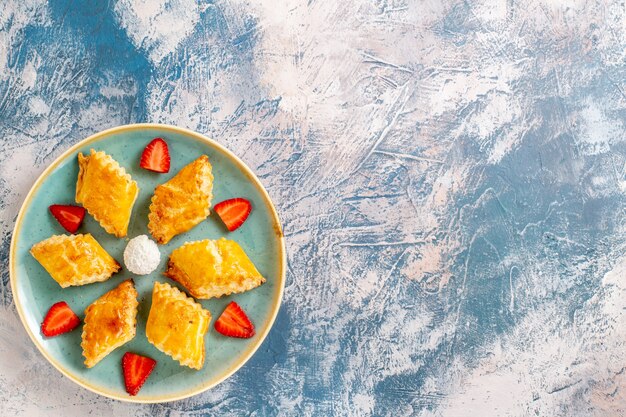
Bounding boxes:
[145,281,211,370]
[147,155,213,244]
[76,149,139,237]
[165,238,265,299]
[30,234,120,288]
[81,280,138,368]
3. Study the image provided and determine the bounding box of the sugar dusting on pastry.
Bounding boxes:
[123,235,161,275]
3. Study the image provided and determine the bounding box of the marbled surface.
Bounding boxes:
[1,1,625,416]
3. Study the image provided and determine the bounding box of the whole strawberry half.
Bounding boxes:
[213,198,252,232]
[49,205,85,233]
[140,138,170,173]
[214,301,255,338]
[122,352,157,396]
[41,301,81,337]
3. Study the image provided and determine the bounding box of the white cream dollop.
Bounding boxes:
[123,235,161,275]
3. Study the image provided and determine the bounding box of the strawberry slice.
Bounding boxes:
[214,198,252,232]
[140,138,170,173]
[49,205,85,233]
[41,301,81,337]
[122,352,157,396]
[214,301,255,338]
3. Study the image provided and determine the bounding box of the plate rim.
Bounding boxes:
[9,123,286,403]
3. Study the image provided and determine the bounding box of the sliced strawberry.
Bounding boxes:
[214,198,252,232]
[122,352,157,396]
[41,301,81,337]
[49,205,85,233]
[214,301,255,338]
[140,138,170,173]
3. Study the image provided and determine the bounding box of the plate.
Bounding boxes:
[9,124,285,402]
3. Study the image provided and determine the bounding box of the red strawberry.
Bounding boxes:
[214,301,255,338]
[41,301,81,337]
[214,198,252,232]
[49,205,85,233]
[140,138,170,173]
[122,352,157,396]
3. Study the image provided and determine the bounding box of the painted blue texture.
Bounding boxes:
[1,0,625,416]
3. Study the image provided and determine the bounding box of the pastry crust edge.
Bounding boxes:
[76,149,139,238]
[147,155,213,244]
[29,234,121,288]
[164,239,266,299]
[81,279,138,368]
[146,281,211,370]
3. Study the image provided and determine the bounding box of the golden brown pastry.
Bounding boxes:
[76,149,139,237]
[147,155,213,244]
[81,280,138,368]
[30,234,120,288]
[165,238,265,299]
[145,281,211,369]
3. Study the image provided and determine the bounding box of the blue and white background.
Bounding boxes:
[1,1,625,415]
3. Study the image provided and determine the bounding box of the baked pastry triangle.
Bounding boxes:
[81,280,138,368]
[147,155,213,244]
[165,238,265,299]
[76,149,139,237]
[30,234,120,288]
[146,281,211,370]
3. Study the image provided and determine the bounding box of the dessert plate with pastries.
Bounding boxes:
[10,124,285,402]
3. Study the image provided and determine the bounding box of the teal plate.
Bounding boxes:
[10,124,285,403]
